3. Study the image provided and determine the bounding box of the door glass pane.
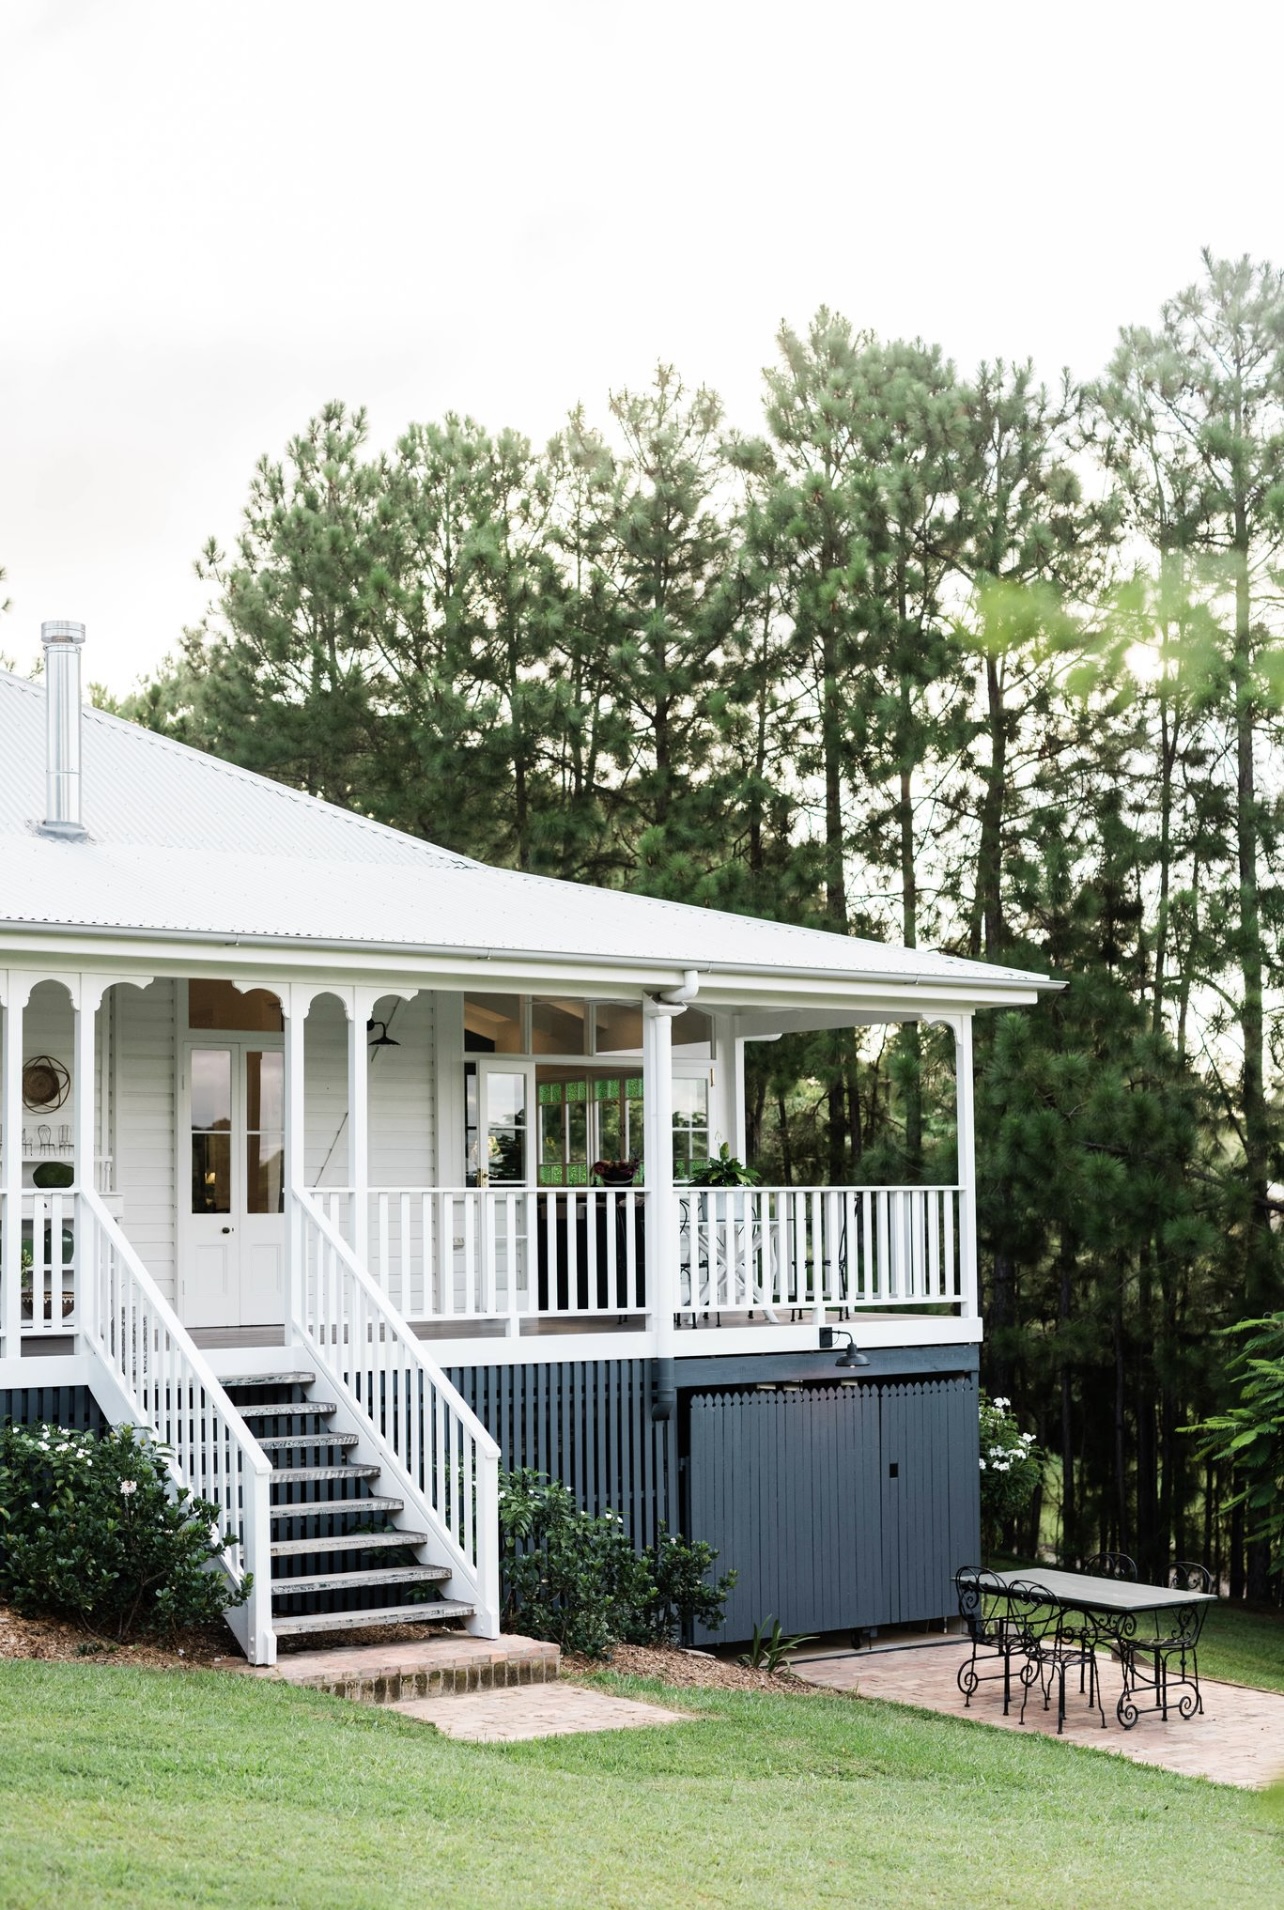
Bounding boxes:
[246,1051,284,1214]
[485,1071,527,1184]
[190,1049,232,1213]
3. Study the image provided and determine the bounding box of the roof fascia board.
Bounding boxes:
[0,922,1058,1008]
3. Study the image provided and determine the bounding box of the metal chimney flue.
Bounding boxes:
[40,620,87,839]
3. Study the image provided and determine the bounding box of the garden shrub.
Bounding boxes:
[498,1468,735,1656]
[0,1422,249,1641]
[978,1391,1043,1557]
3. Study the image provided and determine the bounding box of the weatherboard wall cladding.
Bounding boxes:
[685,1375,981,1644]
[112,979,178,1301]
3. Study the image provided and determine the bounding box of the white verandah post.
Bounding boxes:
[1,975,30,1360]
[283,985,306,1343]
[73,978,109,1342]
[953,1013,978,1319]
[643,997,680,1405]
[348,989,379,1269]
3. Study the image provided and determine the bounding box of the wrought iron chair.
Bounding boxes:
[955,1568,1032,1716]
[1114,1592,1210,1728]
[1013,1587,1107,1735]
[1168,1560,1214,1594]
[1081,1552,1138,1580]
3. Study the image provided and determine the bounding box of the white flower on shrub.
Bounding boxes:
[119,1479,138,1497]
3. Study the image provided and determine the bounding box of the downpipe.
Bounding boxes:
[652,970,699,1422]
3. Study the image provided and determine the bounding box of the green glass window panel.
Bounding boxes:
[538,1163,561,1185]
[625,1079,643,1098]
[566,1162,589,1185]
[538,1080,561,1105]
[566,1079,587,1102]
[594,1077,619,1100]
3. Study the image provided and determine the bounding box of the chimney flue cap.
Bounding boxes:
[41,620,86,647]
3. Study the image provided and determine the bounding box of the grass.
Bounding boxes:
[1198,1601,1284,1693]
[0,1663,1279,1909]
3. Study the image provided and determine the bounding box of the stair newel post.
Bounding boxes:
[643,996,681,1416]
[283,985,307,1345]
[1,973,31,1360]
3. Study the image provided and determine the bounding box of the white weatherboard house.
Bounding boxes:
[0,623,1054,1663]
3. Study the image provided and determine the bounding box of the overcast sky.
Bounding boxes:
[1,0,1280,692]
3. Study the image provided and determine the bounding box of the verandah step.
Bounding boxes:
[272,1564,451,1597]
[238,1400,336,1420]
[271,1530,429,1558]
[271,1463,381,1485]
[268,1494,404,1520]
[221,1372,317,1390]
[257,1432,359,1453]
[271,1600,475,1638]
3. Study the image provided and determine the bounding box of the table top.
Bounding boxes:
[988,1567,1217,1614]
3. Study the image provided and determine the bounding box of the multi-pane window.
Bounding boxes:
[673,1077,710,1178]
[537,1075,645,1186]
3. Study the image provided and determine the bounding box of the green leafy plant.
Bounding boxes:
[686,1144,760,1188]
[643,1523,737,1643]
[0,1422,249,1642]
[738,1615,815,1673]
[977,1392,1043,1557]
[497,1469,734,1656]
[1187,1314,1284,1570]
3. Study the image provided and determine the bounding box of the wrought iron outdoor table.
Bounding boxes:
[988,1568,1217,1728]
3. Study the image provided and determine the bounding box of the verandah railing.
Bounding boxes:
[311,1185,648,1326]
[676,1185,963,1322]
[304,1183,963,1327]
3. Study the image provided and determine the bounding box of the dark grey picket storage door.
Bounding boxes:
[687,1377,978,1643]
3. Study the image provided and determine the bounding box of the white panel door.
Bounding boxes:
[182,1043,284,1329]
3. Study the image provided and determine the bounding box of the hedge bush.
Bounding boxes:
[0,1422,248,1642]
[498,1467,735,1656]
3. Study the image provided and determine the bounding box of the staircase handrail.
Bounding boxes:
[77,1185,276,1665]
[293,1187,501,1633]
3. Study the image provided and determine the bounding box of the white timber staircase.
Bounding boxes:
[221,1367,477,1641]
[75,1184,500,1666]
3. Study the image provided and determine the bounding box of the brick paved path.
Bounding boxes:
[393,1682,692,1743]
[793,1639,1284,1789]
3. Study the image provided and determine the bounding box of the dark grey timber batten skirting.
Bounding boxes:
[447,1359,678,1547]
[0,1385,107,1432]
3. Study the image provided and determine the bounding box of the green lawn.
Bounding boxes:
[1198,1602,1284,1693]
[0,1664,1278,1909]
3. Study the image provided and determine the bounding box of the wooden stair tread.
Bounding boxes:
[271,1600,474,1637]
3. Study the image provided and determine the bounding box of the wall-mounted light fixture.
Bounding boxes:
[367,1019,400,1048]
[819,1326,869,1369]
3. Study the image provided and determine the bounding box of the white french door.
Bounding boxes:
[475,1061,535,1188]
[180,1040,285,1329]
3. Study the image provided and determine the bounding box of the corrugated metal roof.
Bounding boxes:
[0,671,1054,994]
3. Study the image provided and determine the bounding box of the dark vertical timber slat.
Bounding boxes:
[447,1359,676,1547]
[0,1386,107,1432]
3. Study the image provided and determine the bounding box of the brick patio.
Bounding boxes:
[792,1638,1284,1789]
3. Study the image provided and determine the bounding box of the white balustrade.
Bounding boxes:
[676,1186,962,1321]
[309,1185,648,1328]
[15,1190,79,1333]
[76,1187,276,1664]
[295,1189,501,1632]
